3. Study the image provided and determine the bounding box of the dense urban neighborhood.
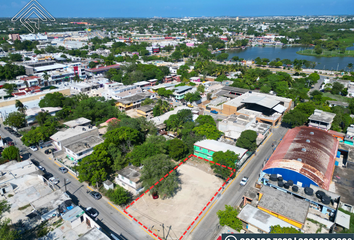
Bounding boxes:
[0,11,354,240]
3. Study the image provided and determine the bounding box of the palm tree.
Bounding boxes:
[43,71,49,86]
[348,63,353,71]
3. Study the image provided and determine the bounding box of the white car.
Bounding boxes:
[240,177,249,186]
[49,177,59,184]
[29,145,38,151]
[38,165,45,171]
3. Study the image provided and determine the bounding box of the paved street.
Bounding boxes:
[0,126,153,240]
[187,125,289,240]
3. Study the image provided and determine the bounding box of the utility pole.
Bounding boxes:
[64,178,67,192]
[161,223,165,239]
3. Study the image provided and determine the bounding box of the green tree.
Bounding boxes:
[236,130,258,151]
[217,205,243,231]
[21,124,58,146]
[331,82,344,95]
[35,111,51,126]
[3,84,16,96]
[141,98,154,106]
[167,138,188,161]
[195,115,215,126]
[9,53,22,61]
[270,225,302,233]
[157,88,173,98]
[39,92,66,108]
[282,109,310,128]
[106,186,130,205]
[4,112,26,129]
[140,154,179,199]
[197,84,205,93]
[43,71,50,86]
[76,144,111,186]
[193,123,222,140]
[2,146,19,160]
[216,53,229,62]
[211,151,238,179]
[104,127,143,151]
[0,200,18,240]
[184,92,201,102]
[314,45,323,55]
[15,100,26,114]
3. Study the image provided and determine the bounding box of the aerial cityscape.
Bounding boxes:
[0,0,354,240]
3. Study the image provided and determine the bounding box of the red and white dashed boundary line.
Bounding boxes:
[124,154,236,240]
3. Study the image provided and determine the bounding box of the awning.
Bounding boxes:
[335,210,350,229]
[273,104,287,113]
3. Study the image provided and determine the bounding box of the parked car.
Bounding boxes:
[38,165,45,171]
[43,172,53,180]
[240,177,249,186]
[45,148,55,154]
[29,145,38,151]
[49,177,59,184]
[85,207,99,218]
[210,110,218,114]
[89,191,102,200]
[58,167,68,173]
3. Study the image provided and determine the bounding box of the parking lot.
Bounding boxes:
[127,163,223,239]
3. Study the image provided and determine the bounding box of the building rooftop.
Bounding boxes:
[308,109,336,124]
[262,126,338,190]
[116,92,152,104]
[78,228,111,240]
[237,204,298,233]
[26,107,62,117]
[137,104,155,113]
[259,185,310,224]
[34,63,66,72]
[194,140,248,157]
[174,86,193,94]
[64,117,91,128]
[328,101,349,107]
[117,166,142,183]
[50,126,97,143]
[86,64,120,73]
[62,206,85,222]
[65,135,104,154]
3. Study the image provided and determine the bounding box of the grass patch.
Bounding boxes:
[307,218,326,233]
[18,204,31,211]
[322,92,350,102]
[7,194,13,198]
[297,49,354,57]
[52,219,63,228]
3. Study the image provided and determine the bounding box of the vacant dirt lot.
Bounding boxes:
[128,163,222,240]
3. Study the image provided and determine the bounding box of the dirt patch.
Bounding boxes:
[333,163,354,205]
[185,157,214,175]
[127,163,223,239]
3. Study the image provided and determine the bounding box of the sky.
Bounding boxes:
[1,0,354,18]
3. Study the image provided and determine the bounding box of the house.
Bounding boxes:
[237,204,299,233]
[173,86,193,100]
[115,92,156,111]
[136,104,155,118]
[64,135,104,162]
[50,125,100,151]
[190,77,201,83]
[308,109,336,131]
[194,140,248,163]
[218,114,271,144]
[116,166,143,195]
[328,101,349,108]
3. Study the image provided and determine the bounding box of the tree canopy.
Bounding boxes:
[217,205,243,231]
[167,138,189,161]
[270,225,302,233]
[211,151,238,179]
[140,154,179,199]
[2,146,19,160]
[4,112,26,129]
[236,130,258,151]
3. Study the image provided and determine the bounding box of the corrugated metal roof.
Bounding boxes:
[262,126,338,190]
[273,104,286,113]
[241,95,280,109]
[61,206,84,222]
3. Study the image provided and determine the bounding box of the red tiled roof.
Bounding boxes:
[262,126,338,190]
[20,76,39,81]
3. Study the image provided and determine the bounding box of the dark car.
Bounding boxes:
[89,191,102,200]
[45,149,55,154]
[59,167,68,173]
[43,173,54,180]
[85,207,99,218]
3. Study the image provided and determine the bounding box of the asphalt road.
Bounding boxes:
[0,126,153,240]
[187,125,289,240]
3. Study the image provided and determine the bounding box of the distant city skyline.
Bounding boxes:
[1,0,353,18]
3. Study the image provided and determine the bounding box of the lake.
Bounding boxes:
[226,46,354,71]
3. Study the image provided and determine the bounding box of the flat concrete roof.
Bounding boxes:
[34,63,66,72]
[259,185,310,224]
[309,109,336,124]
[65,135,103,154]
[335,210,350,229]
[116,93,152,104]
[194,140,248,157]
[78,228,110,240]
[117,166,141,183]
[238,204,298,233]
[26,107,62,117]
[50,126,97,143]
[64,117,91,128]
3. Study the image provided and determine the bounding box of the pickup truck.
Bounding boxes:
[240,177,249,186]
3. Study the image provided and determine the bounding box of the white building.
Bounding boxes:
[116,166,143,195]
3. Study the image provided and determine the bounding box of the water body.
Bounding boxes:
[226,46,354,71]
